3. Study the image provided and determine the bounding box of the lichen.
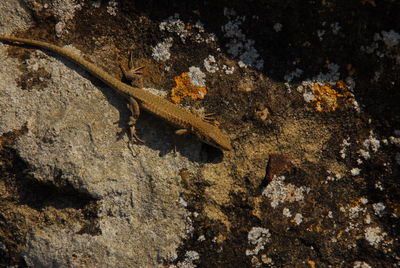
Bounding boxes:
[311,80,355,112]
[170,72,207,104]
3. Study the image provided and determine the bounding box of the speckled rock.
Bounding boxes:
[1,0,399,267]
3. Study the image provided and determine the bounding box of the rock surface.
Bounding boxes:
[0,0,399,267]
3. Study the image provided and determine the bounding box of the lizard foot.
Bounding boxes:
[202,113,217,123]
[190,109,219,125]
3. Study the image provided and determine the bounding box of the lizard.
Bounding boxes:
[0,36,232,151]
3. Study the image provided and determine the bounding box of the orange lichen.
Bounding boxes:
[306,223,323,232]
[170,72,207,104]
[336,230,343,239]
[307,260,316,268]
[350,197,367,207]
[311,80,355,112]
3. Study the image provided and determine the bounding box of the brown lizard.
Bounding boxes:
[0,36,232,151]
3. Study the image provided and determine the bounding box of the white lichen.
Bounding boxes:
[317,29,325,41]
[245,227,271,256]
[314,63,340,84]
[340,137,351,159]
[106,0,118,16]
[348,206,366,220]
[358,149,370,160]
[381,30,400,47]
[53,0,82,37]
[172,250,200,268]
[353,261,372,268]
[364,226,386,248]
[293,213,303,225]
[282,208,292,218]
[152,37,173,62]
[159,14,216,44]
[284,68,303,83]
[188,66,206,87]
[262,176,310,208]
[222,64,235,74]
[203,55,219,73]
[330,22,341,35]
[221,8,264,70]
[363,131,381,153]
[350,168,361,176]
[372,202,385,217]
[273,23,282,32]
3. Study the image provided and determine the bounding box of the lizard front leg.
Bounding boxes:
[119,51,144,86]
[119,52,145,142]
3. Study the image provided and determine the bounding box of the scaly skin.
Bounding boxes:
[0,36,232,151]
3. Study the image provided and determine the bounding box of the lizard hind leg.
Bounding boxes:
[191,109,218,125]
[172,129,189,154]
[127,97,144,143]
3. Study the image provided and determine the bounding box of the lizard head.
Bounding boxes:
[193,123,232,151]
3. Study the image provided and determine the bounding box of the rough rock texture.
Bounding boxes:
[1,0,399,267]
[0,1,191,267]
